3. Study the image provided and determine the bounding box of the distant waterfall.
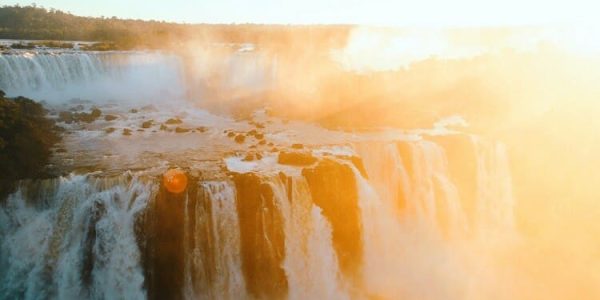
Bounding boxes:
[0,173,154,300]
[0,51,187,104]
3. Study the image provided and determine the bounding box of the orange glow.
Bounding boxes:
[163,168,188,193]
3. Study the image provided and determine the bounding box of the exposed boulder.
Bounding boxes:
[122,128,132,136]
[278,151,317,166]
[141,120,154,128]
[175,127,190,133]
[58,111,75,124]
[104,114,118,121]
[90,108,102,118]
[234,134,246,144]
[291,143,304,149]
[165,118,182,125]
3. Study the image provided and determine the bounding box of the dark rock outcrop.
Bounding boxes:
[165,118,182,125]
[142,179,191,300]
[278,151,317,166]
[104,114,118,121]
[302,159,363,280]
[141,120,153,128]
[234,134,246,143]
[175,127,190,133]
[233,173,288,299]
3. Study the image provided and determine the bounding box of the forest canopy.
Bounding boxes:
[0,5,350,49]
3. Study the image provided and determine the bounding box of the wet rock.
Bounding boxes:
[291,143,304,149]
[122,128,132,136]
[233,173,288,298]
[77,112,98,123]
[234,134,246,144]
[336,155,369,179]
[142,120,154,129]
[90,108,102,118]
[278,151,317,166]
[175,127,190,133]
[243,152,263,161]
[58,111,74,124]
[70,104,85,111]
[302,159,362,279]
[143,178,192,300]
[104,114,118,121]
[165,118,183,125]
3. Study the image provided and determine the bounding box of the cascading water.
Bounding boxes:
[0,46,518,299]
[183,181,246,300]
[268,175,348,300]
[0,173,155,300]
[352,135,517,299]
[0,51,187,104]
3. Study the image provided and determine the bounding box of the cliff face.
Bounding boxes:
[143,183,190,300]
[302,159,363,280]
[233,172,288,299]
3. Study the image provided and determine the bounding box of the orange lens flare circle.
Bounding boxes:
[163,168,188,194]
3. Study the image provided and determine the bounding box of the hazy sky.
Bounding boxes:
[3,0,598,26]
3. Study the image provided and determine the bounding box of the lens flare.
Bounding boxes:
[163,168,188,193]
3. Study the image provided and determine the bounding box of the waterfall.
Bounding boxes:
[0,51,187,104]
[183,181,246,300]
[355,140,467,237]
[0,133,516,299]
[471,136,515,236]
[0,173,155,300]
[267,175,348,300]
[352,135,517,299]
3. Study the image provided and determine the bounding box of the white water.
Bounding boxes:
[0,51,187,104]
[0,173,154,300]
[353,137,516,299]
[268,175,348,300]
[183,181,246,300]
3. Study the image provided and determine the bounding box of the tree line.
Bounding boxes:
[0,5,350,50]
